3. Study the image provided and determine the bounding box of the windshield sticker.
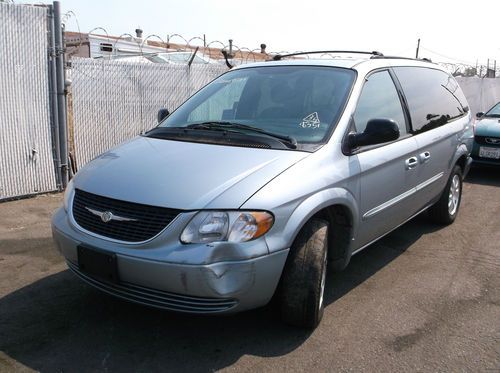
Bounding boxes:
[299,112,321,129]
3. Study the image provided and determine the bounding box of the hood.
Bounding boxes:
[73,137,309,210]
[475,118,500,136]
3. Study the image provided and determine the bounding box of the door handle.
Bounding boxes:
[405,156,418,170]
[419,151,431,164]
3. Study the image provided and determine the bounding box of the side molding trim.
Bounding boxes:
[363,172,444,220]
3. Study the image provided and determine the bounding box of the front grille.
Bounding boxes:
[67,261,238,313]
[475,135,500,146]
[72,189,181,242]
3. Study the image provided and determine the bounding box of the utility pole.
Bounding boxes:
[415,38,420,59]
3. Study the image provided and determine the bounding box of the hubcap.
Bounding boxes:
[448,174,461,216]
[319,250,327,309]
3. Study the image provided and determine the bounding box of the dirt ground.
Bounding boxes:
[0,166,499,372]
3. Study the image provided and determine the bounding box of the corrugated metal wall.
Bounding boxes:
[455,77,500,116]
[0,3,58,200]
[70,59,227,168]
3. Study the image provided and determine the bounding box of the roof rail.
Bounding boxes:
[272,50,384,61]
[370,55,433,63]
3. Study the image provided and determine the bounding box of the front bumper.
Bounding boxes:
[52,208,289,314]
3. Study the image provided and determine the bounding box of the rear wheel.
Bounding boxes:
[429,165,463,224]
[279,219,328,328]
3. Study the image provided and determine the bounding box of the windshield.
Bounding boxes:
[484,102,500,117]
[159,66,355,150]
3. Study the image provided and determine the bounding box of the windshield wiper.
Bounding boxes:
[186,121,297,149]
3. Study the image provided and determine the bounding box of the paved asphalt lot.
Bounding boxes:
[0,166,499,372]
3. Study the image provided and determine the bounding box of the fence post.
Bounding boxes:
[47,4,63,190]
[53,1,69,188]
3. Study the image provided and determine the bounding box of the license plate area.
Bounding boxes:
[77,245,119,283]
[479,146,500,159]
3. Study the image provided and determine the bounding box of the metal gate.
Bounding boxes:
[0,2,67,200]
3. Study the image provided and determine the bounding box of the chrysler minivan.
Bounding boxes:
[52,52,473,328]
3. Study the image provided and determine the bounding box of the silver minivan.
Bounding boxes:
[52,52,473,328]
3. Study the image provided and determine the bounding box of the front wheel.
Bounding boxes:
[428,165,463,225]
[279,219,328,328]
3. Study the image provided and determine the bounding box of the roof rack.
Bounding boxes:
[370,55,433,63]
[272,50,384,61]
[271,51,433,64]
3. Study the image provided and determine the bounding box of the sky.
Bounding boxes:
[29,0,500,66]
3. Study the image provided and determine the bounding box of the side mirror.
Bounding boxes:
[476,112,484,119]
[348,118,400,149]
[157,108,170,123]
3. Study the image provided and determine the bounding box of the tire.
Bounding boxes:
[428,165,463,225]
[280,219,328,328]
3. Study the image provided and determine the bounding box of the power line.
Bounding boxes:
[420,47,476,66]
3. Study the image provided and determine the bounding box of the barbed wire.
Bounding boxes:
[420,47,476,66]
[65,27,272,64]
[62,11,83,58]
[3,2,499,77]
[62,26,500,77]
[437,62,500,78]
[140,34,169,53]
[111,33,144,57]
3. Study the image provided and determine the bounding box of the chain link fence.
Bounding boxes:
[69,57,500,170]
[70,59,228,168]
[0,2,59,200]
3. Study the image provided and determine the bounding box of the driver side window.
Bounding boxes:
[354,70,407,135]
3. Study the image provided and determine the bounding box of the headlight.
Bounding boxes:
[180,211,274,244]
[63,179,75,212]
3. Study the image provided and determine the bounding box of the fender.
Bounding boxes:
[451,142,472,178]
[452,112,474,176]
[263,187,359,254]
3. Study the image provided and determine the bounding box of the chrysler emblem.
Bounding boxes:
[485,138,500,144]
[101,211,113,223]
[85,207,138,223]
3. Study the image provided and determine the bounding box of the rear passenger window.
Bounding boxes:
[394,67,468,134]
[354,70,407,135]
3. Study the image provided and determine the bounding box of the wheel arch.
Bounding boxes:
[456,153,469,174]
[268,187,358,271]
[453,143,471,176]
